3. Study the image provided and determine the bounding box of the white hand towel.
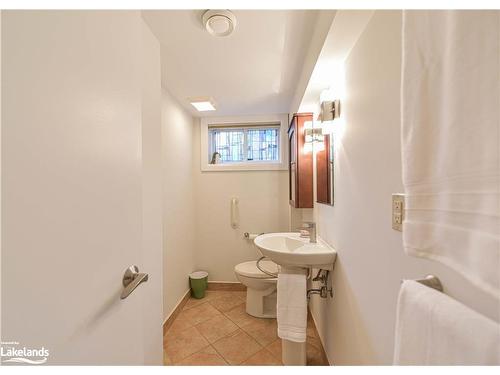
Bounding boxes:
[277,268,307,343]
[401,11,500,297]
[394,280,500,365]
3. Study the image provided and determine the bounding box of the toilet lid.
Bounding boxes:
[235,260,278,279]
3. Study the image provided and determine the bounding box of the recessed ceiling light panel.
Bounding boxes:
[202,10,237,37]
[189,97,216,112]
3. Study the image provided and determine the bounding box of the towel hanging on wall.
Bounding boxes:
[394,280,500,365]
[400,10,500,297]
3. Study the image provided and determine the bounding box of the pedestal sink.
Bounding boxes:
[254,232,336,269]
[254,232,336,366]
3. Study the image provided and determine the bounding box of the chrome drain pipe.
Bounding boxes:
[307,269,333,299]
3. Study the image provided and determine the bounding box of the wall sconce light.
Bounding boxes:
[319,99,341,134]
[304,120,325,153]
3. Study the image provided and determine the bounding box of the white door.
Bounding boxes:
[1,11,162,365]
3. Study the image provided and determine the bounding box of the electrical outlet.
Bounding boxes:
[392,194,404,231]
[394,213,402,224]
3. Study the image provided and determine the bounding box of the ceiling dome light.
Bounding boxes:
[202,10,237,37]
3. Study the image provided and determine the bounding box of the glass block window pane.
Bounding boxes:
[210,129,244,162]
[247,128,279,161]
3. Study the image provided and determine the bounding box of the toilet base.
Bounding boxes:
[246,286,277,318]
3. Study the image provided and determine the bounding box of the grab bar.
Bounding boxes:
[230,197,239,229]
[256,256,314,280]
[256,256,278,278]
[121,265,148,299]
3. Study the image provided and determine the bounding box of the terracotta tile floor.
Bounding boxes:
[163,290,328,366]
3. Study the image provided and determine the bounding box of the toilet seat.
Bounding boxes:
[235,259,278,279]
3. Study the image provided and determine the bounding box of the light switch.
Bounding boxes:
[392,194,404,231]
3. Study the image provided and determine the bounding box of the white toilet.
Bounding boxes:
[234,259,279,318]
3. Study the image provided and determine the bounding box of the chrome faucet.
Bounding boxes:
[299,221,317,243]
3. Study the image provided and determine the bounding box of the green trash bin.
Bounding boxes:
[189,271,208,299]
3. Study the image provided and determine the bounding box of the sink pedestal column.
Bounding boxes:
[282,339,306,365]
[279,266,308,366]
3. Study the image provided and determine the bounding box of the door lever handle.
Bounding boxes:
[121,265,148,300]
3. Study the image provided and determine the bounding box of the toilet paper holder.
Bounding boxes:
[243,232,264,240]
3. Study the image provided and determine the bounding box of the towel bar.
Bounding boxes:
[405,275,443,292]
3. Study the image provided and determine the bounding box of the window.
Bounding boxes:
[208,125,280,164]
[201,115,287,171]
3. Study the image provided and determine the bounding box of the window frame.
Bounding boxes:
[200,114,289,172]
[208,125,281,164]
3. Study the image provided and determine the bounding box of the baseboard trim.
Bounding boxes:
[308,307,331,366]
[207,281,246,291]
[162,289,191,336]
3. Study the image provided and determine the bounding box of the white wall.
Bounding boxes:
[309,10,500,365]
[161,89,196,319]
[0,9,3,345]
[140,20,163,364]
[193,120,289,281]
[161,110,289,301]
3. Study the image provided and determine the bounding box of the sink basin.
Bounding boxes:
[254,232,336,269]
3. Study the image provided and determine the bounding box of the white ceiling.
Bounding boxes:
[142,10,322,117]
